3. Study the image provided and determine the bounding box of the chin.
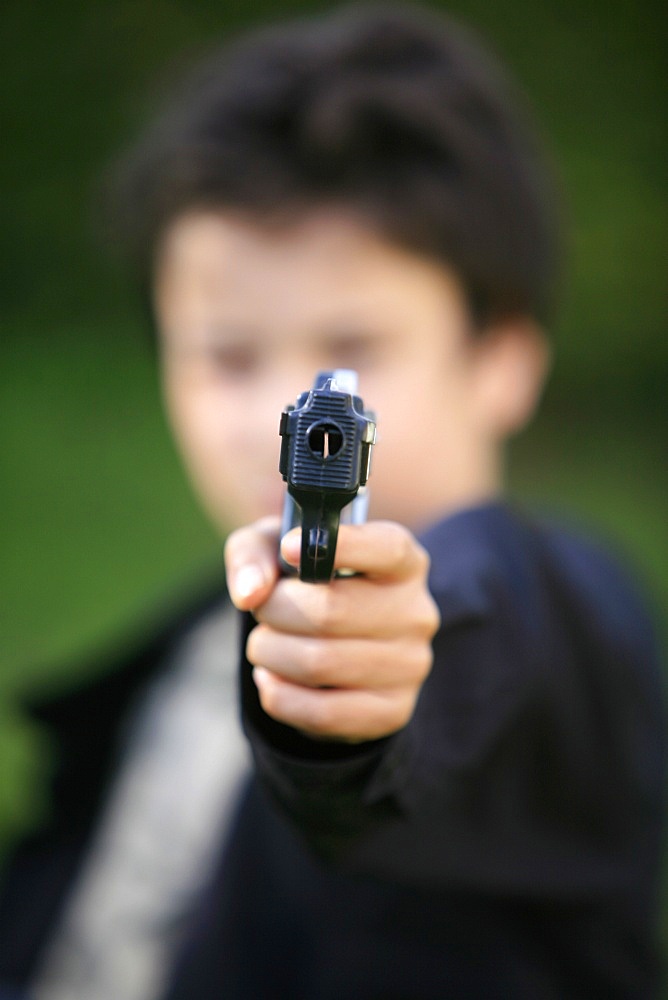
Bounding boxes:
[222,498,285,531]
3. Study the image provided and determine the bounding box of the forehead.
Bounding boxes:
[154,208,468,327]
[156,210,371,299]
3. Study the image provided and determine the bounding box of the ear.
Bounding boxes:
[471,319,551,438]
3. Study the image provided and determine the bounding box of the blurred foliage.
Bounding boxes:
[0,0,666,894]
[2,0,666,382]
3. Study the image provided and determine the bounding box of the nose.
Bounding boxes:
[257,362,324,427]
[234,363,314,463]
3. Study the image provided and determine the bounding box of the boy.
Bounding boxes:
[1,4,665,998]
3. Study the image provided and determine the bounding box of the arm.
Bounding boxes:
[226,516,550,884]
[226,509,662,896]
[225,516,439,856]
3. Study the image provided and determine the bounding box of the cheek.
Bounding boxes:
[364,380,463,525]
[374,380,450,457]
[163,387,246,529]
[366,405,429,505]
[161,374,285,530]
[162,376,236,492]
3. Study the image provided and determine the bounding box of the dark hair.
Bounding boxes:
[111,2,561,326]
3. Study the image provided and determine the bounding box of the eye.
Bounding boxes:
[323,331,383,372]
[207,343,260,377]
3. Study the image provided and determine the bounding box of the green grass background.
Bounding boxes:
[1,0,667,954]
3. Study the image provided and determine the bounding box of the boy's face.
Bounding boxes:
[155,209,533,534]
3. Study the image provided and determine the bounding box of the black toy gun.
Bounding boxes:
[279,370,376,583]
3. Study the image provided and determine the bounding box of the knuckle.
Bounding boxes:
[400,690,421,727]
[245,624,260,663]
[309,589,346,634]
[299,640,332,685]
[405,590,440,640]
[256,679,280,719]
[414,541,432,578]
[222,528,243,567]
[302,698,336,737]
[380,524,431,579]
[398,640,433,685]
[224,517,279,568]
[384,521,414,568]
[224,521,257,553]
[245,623,270,666]
[414,642,434,683]
[420,591,441,637]
[376,692,415,736]
[245,629,259,665]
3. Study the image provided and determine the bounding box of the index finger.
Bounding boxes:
[281,520,430,582]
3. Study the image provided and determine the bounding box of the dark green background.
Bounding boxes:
[1,0,666,929]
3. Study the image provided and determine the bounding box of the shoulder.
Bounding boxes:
[15,576,230,834]
[420,501,664,702]
[533,516,658,654]
[417,501,666,782]
[420,501,657,635]
[0,575,230,984]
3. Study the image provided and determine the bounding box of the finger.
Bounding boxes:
[280,521,430,581]
[252,666,419,742]
[247,625,433,690]
[224,516,281,610]
[254,573,440,640]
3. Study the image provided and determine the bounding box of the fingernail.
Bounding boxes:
[233,564,266,601]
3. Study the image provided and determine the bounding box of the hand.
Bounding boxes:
[225,517,440,743]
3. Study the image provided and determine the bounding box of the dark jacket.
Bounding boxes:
[1,503,665,998]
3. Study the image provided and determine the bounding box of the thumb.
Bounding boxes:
[224,516,281,610]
